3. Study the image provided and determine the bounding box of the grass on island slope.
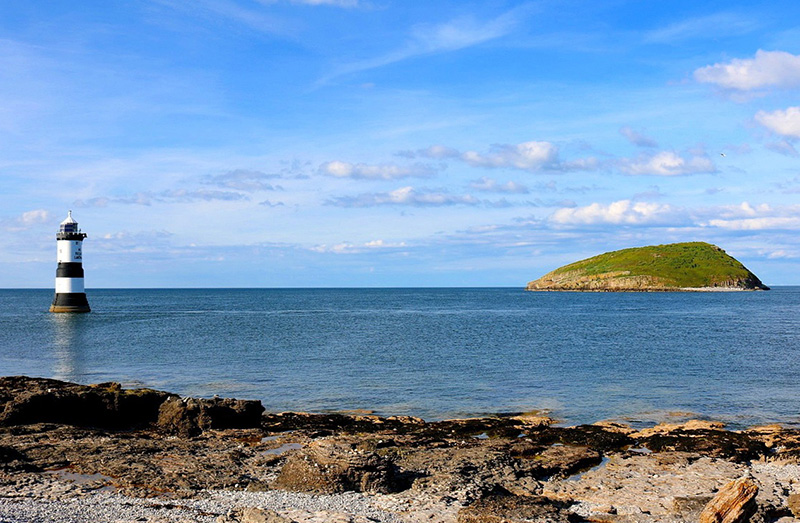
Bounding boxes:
[535,242,765,289]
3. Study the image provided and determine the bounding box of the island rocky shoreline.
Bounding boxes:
[3,376,800,523]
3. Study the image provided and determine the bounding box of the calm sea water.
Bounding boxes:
[1,287,799,428]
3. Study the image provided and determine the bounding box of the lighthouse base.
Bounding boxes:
[49,293,91,313]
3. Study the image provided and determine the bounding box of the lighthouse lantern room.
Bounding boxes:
[49,210,90,313]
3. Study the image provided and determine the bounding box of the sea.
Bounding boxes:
[1,287,799,429]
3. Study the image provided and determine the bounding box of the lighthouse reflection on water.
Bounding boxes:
[49,313,90,383]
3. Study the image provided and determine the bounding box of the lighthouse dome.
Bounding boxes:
[59,210,78,233]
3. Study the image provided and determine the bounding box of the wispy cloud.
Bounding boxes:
[327,186,480,207]
[155,0,294,35]
[319,161,438,180]
[74,189,249,207]
[645,12,761,43]
[287,0,360,6]
[310,239,408,254]
[694,50,800,91]
[318,8,524,84]
[399,145,461,159]
[470,177,529,194]
[204,169,283,191]
[766,140,799,157]
[619,126,658,148]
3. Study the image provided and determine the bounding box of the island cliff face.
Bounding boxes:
[526,242,769,292]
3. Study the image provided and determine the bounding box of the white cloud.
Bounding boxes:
[619,126,658,148]
[328,186,480,207]
[319,161,437,180]
[706,217,800,230]
[619,150,716,176]
[458,141,599,173]
[462,141,559,170]
[694,50,800,91]
[701,202,800,230]
[19,209,50,226]
[755,107,800,138]
[470,177,529,194]
[549,200,678,226]
[3,209,52,232]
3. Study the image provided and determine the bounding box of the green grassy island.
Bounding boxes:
[526,242,769,291]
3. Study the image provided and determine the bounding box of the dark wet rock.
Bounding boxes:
[273,437,398,494]
[0,444,39,472]
[512,443,602,479]
[457,494,578,523]
[541,425,633,452]
[0,376,173,429]
[638,429,767,461]
[261,411,552,441]
[157,396,264,437]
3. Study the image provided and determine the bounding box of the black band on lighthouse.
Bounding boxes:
[51,293,90,308]
[56,262,84,278]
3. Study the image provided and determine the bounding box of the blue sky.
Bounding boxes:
[3,0,800,287]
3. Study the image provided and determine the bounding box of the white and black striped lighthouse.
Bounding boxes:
[49,211,90,313]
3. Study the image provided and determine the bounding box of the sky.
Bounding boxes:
[2,0,800,288]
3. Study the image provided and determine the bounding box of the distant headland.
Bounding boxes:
[526,242,769,292]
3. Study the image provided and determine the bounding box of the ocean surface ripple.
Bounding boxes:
[1,287,798,428]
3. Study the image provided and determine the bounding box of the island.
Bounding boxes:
[526,242,769,292]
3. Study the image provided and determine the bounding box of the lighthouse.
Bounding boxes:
[49,211,90,313]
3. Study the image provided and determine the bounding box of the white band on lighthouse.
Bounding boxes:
[57,240,83,263]
[50,211,90,313]
[55,277,85,294]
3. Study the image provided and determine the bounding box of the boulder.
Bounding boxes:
[457,494,575,523]
[157,396,265,437]
[273,438,398,494]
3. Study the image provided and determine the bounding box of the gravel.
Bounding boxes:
[0,483,445,523]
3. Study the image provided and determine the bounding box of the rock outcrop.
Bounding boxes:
[6,377,800,523]
[0,376,264,436]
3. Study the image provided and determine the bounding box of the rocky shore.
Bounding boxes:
[3,377,800,522]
